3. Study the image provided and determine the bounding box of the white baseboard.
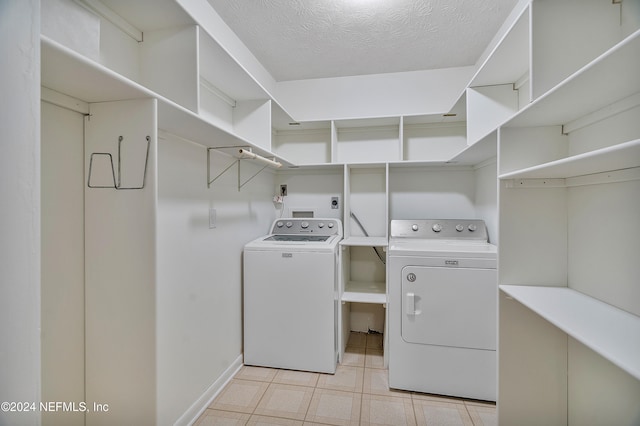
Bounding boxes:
[175,354,243,426]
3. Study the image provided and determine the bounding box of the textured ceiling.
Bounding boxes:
[206,0,519,82]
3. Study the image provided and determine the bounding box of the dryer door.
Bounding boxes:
[401,265,496,350]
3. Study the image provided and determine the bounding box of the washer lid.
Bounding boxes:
[264,235,332,242]
[245,233,342,251]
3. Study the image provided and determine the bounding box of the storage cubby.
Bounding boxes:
[466,84,520,146]
[401,116,467,162]
[140,25,199,113]
[334,118,401,164]
[470,4,530,95]
[338,241,388,365]
[466,4,530,146]
[341,244,387,305]
[343,165,389,240]
[271,119,332,165]
[198,29,272,149]
[530,0,629,101]
[338,164,389,365]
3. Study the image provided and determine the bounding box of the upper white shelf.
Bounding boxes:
[470,4,529,87]
[500,285,640,380]
[505,29,640,128]
[41,35,152,103]
[448,131,497,165]
[499,139,640,180]
[341,237,388,247]
[40,36,294,167]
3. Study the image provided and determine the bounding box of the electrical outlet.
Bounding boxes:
[280,184,287,196]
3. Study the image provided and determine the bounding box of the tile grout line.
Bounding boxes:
[249,370,274,420]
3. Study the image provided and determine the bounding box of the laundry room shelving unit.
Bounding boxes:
[338,163,389,364]
[270,121,333,166]
[272,114,473,166]
[39,5,293,420]
[333,118,401,163]
[495,1,640,423]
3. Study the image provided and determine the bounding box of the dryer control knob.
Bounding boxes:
[412,224,419,231]
[318,222,325,228]
[328,222,334,228]
[432,224,442,232]
[455,224,464,232]
[276,221,284,228]
[286,221,293,228]
[468,224,477,232]
[301,221,309,229]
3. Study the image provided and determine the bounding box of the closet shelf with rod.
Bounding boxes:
[207,146,282,190]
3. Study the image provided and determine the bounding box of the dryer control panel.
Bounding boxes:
[390,219,488,241]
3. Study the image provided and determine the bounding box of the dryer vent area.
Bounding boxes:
[341,331,384,369]
[340,300,387,365]
[349,303,385,336]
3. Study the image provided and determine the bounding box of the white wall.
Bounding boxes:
[41,0,100,61]
[0,1,41,425]
[389,167,477,221]
[41,101,85,426]
[157,134,276,424]
[84,99,158,425]
[276,67,474,122]
[275,169,344,219]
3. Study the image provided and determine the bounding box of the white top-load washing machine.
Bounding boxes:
[243,218,343,374]
[388,219,497,401]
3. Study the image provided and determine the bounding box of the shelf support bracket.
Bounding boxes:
[238,161,269,191]
[207,147,273,191]
[207,147,238,188]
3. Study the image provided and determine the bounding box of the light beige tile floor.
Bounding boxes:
[195,332,496,426]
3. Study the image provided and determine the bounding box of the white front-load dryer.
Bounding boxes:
[388,220,497,401]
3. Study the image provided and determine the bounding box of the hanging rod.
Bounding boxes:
[207,147,281,190]
[87,135,150,190]
[238,148,282,168]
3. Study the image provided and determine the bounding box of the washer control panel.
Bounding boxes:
[270,218,342,236]
[390,219,488,241]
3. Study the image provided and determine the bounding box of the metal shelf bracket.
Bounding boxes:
[207,147,279,191]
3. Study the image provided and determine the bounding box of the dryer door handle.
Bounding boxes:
[406,292,416,315]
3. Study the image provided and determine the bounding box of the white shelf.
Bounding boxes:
[341,237,388,247]
[470,4,529,87]
[40,36,294,168]
[342,281,387,304]
[157,99,293,167]
[41,35,152,103]
[505,30,640,128]
[500,285,640,380]
[499,139,640,180]
[448,130,498,165]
